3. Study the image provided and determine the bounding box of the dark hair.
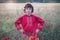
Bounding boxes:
[24,3,34,13]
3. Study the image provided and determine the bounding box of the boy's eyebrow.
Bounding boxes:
[25,7,32,8]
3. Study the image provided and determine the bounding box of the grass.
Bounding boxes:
[0,3,60,40]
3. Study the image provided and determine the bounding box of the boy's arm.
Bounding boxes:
[14,16,22,30]
[37,17,45,31]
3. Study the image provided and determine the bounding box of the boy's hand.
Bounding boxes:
[36,29,40,33]
[20,29,24,33]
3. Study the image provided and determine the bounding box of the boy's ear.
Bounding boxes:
[24,8,25,13]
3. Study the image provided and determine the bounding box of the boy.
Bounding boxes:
[14,3,45,40]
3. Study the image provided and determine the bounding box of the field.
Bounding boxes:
[0,3,60,40]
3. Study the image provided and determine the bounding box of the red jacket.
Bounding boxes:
[14,14,45,32]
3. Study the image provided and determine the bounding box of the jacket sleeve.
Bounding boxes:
[14,16,22,30]
[37,17,45,31]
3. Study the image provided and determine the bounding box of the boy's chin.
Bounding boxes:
[27,15,31,16]
[26,14,31,16]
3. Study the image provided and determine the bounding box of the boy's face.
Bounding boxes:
[25,8,32,16]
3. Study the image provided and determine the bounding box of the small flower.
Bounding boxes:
[29,36,34,40]
[1,37,8,40]
[45,8,49,12]
[5,16,10,20]
[46,22,53,27]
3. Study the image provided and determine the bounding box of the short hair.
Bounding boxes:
[24,3,34,13]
